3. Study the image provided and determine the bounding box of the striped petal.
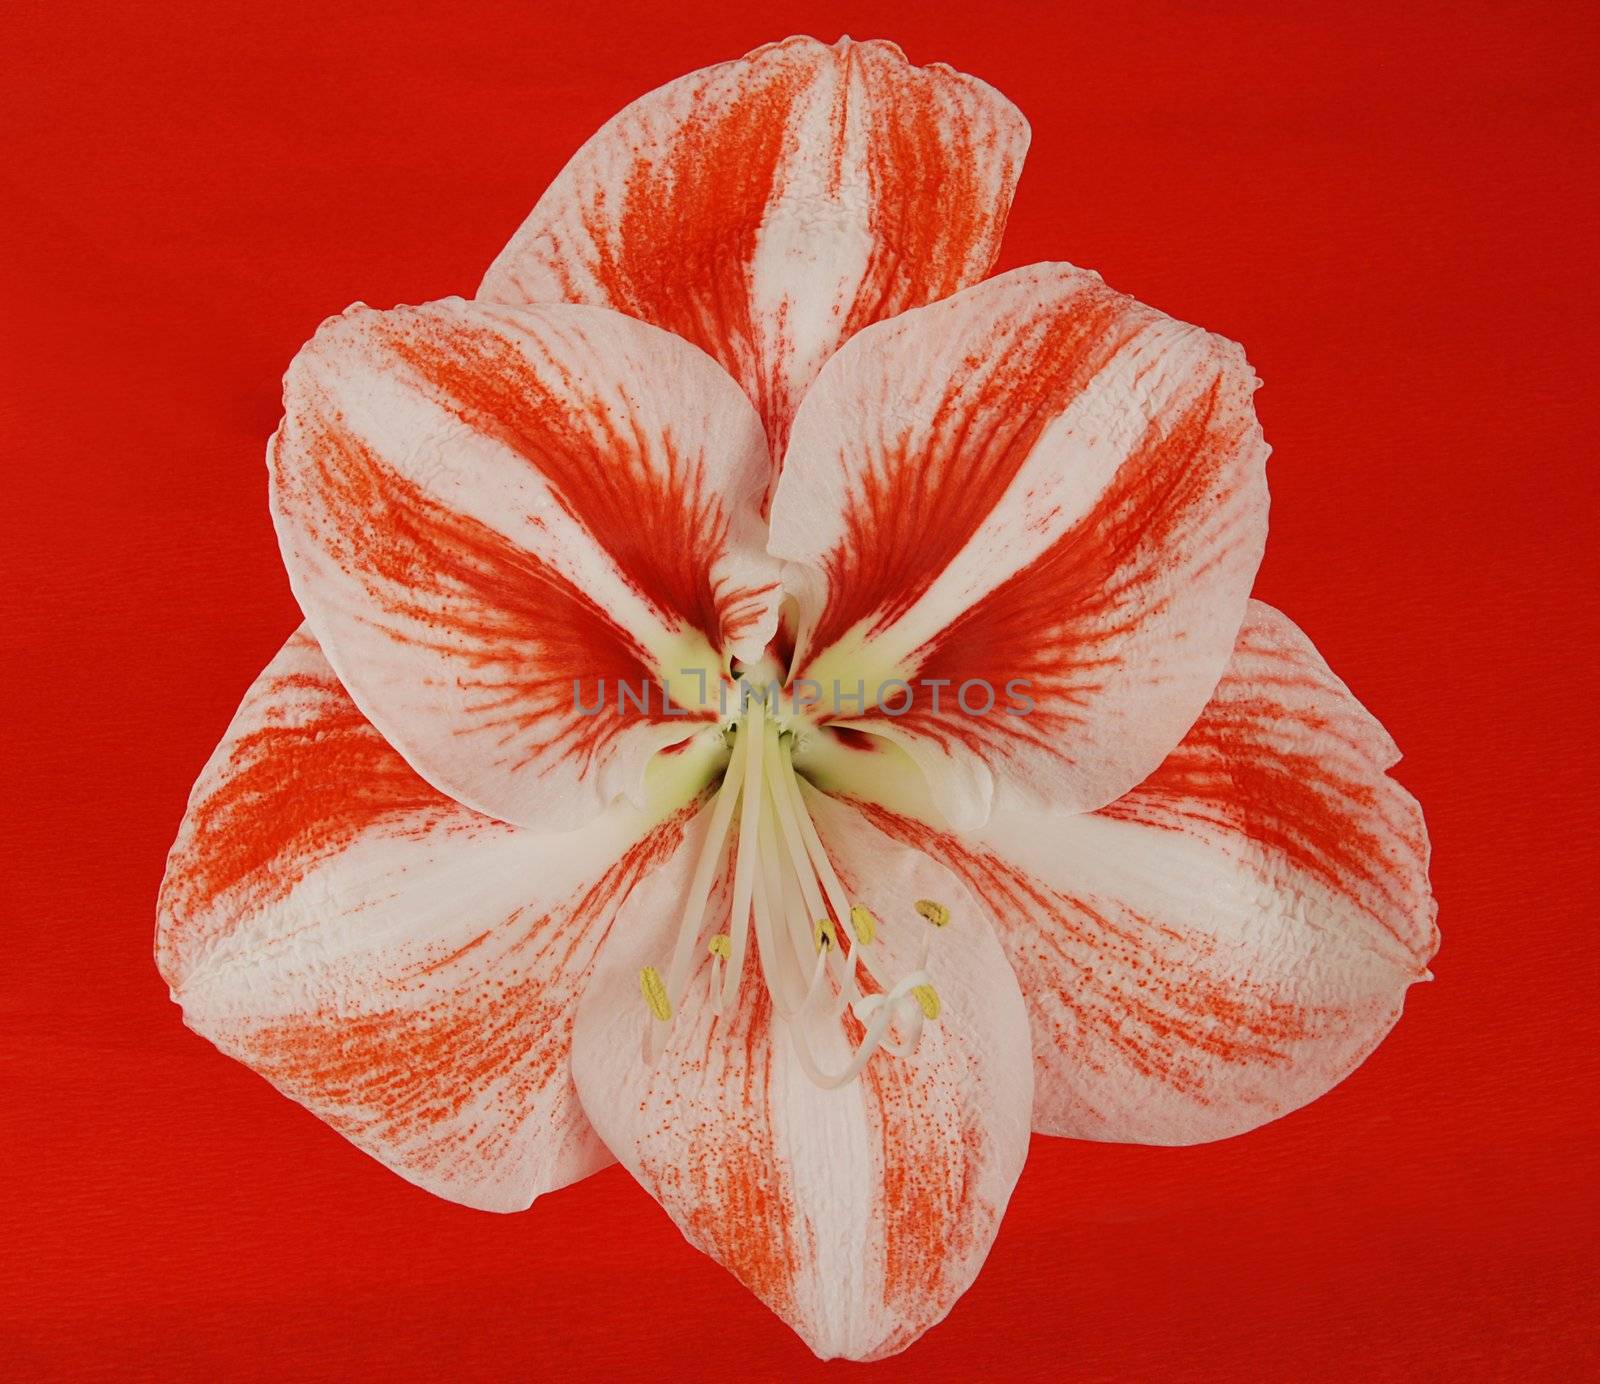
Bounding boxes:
[570,790,1032,1360]
[850,603,1437,1144]
[270,297,778,830]
[479,36,1028,469]
[769,263,1271,828]
[157,629,720,1211]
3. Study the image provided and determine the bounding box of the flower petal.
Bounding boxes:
[270,297,778,830]
[479,36,1028,468]
[769,263,1270,828]
[850,602,1436,1144]
[157,628,717,1210]
[569,790,1032,1360]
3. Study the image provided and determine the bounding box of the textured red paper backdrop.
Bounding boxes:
[3,2,1596,1379]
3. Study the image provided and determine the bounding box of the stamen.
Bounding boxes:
[764,727,834,938]
[849,903,879,945]
[718,690,770,1011]
[754,787,814,1013]
[639,966,671,1022]
[748,807,806,1020]
[660,726,748,1006]
[772,739,895,992]
[638,685,955,1087]
[756,730,861,1022]
[773,737,853,920]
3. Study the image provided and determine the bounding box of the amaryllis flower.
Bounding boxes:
[157,35,1437,1362]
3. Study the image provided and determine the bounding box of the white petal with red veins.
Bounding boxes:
[479,35,1028,470]
[157,629,717,1211]
[852,603,1436,1144]
[570,790,1032,1361]
[269,297,778,831]
[770,263,1271,828]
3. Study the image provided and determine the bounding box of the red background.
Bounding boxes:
[4,2,1596,1379]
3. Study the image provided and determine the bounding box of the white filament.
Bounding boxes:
[646,689,941,1086]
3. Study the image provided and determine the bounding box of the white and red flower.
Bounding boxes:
[157,36,1436,1362]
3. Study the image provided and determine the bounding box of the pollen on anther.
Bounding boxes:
[639,966,671,1022]
[911,984,942,1020]
[849,903,879,945]
[707,934,732,959]
[914,899,951,928]
[813,916,837,952]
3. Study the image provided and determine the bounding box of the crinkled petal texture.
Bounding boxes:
[479,35,1028,468]
[571,790,1032,1361]
[854,602,1436,1144]
[269,297,779,831]
[768,263,1271,830]
[157,628,710,1211]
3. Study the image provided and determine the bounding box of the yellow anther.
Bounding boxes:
[639,966,672,1022]
[911,984,942,1020]
[849,903,879,946]
[813,916,837,952]
[707,934,731,960]
[914,899,951,928]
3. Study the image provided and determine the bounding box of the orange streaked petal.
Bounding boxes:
[269,297,779,831]
[157,628,708,1210]
[479,36,1028,473]
[569,791,1032,1361]
[854,602,1437,1145]
[770,263,1270,828]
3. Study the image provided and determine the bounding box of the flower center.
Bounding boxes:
[638,680,947,1087]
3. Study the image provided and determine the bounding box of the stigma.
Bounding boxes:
[638,683,947,1087]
